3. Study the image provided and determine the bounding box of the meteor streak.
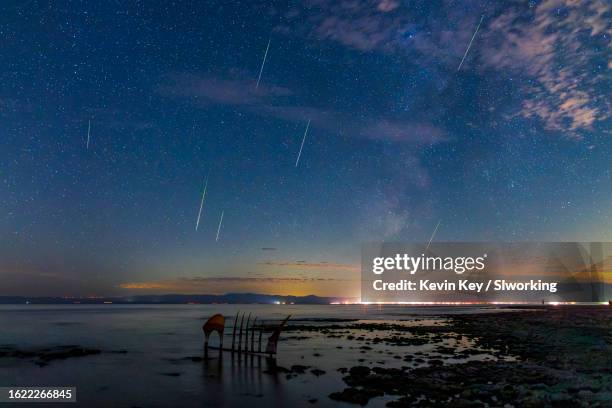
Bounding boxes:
[255,38,271,90]
[295,120,310,167]
[195,170,210,231]
[86,120,91,149]
[457,15,484,71]
[215,210,224,241]
[426,220,441,250]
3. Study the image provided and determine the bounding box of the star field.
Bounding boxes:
[0,0,610,297]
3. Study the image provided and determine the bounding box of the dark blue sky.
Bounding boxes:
[1,0,610,297]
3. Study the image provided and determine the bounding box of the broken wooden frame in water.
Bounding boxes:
[202,312,291,358]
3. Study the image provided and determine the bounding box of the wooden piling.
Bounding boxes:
[258,321,263,352]
[231,310,239,352]
[250,317,257,352]
[244,313,251,352]
[238,313,245,353]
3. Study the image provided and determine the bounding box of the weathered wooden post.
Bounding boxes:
[266,315,291,357]
[238,313,245,353]
[250,317,257,352]
[258,321,263,352]
[244,313,251,352]
[231,310,239,352]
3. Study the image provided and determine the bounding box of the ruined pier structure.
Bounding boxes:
[202,312,291,357]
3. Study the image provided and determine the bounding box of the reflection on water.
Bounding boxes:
[0,304,512,407]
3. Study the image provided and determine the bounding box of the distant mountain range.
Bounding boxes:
[0,293,353,305]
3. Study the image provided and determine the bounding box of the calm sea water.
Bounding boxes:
[0,304,509,407]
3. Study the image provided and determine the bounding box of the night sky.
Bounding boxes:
[1,0,610,297]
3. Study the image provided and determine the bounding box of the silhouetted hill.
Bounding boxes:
[0,293,352,305]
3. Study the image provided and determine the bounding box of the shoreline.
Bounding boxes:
[1,305,609,406]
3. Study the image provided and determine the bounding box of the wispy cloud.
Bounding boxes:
[277,0,610,137]
[279,0,414,52]
[276,0,477,63]
[158,72,292,106]
[480,0,611,136]
[358,120,444,144]
[160,72,445,145]
[118,282,169,290]
[257,261,359,271]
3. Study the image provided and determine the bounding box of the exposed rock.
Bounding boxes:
[329,387,384,406]
[0,345,103,367]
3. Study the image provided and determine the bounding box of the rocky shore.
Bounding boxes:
[287,306,611,407]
